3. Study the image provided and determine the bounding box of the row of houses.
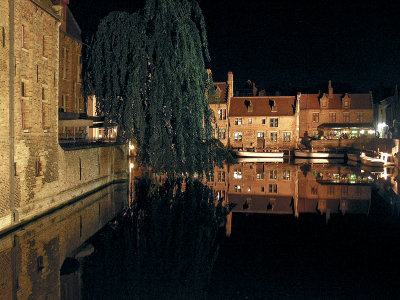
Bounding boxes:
[209,72,374,151]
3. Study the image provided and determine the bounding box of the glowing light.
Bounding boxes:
[360,130,365,134]
[378,122,387,130]
[368,129,375,134]
[129,163,134,170]
[129,144,134,150]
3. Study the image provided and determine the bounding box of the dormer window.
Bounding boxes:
[269,99,277,112]
[271,105,277,112]
[321,100,327,108]
[344,100,349,108]
[245,100,253,112]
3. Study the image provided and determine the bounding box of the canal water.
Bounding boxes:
[2,160,400,299]
[82,159,400,299]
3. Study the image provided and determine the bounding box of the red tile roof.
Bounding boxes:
[229,96,296,117]
[349,93,373,109]
[208,82,228,104]
[300,93,372,110]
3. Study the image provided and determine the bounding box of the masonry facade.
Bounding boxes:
[299,81,374,139]
[0,0,128,234]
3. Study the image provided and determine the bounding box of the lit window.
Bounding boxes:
[344,100,349,108]
[248,118,252,124]
[257,132,264,138]
[234,118,242,125]
[257,173,264,179]
[269,118,278,127]
[218,109,226,120]
[234,132,242,141]
[207,171,214,182]
[218,128,226,139]
[312,113,319,122]
[234,169,242,179]
[269,170,277,179]
[217,171,225,182]
[283,132,291,142]
[247,186,251,192]
[234,185,241,192]
[270,132,278,142]
[283,170,290,180]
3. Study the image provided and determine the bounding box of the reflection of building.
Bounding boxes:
[299,81,374,139]
[229,95,299,150]
[207,71,233,147]
[298,165,371,216]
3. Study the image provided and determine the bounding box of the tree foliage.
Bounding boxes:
[83,0,228,175]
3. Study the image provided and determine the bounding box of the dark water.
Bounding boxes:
[81,160,400,299]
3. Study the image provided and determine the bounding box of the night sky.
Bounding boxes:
[70,0,400,96]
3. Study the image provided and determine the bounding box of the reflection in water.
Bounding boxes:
[82,177,229,300]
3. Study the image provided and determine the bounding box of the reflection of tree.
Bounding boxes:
[82,177,229,300]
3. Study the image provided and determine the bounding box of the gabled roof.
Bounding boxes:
[208,82,228,104]
[65,7,82,42]
[299,94,320,109]
[349,93,373,109]
[229,96,296,117]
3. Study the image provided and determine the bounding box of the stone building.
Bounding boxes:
[207,71,233,147]
[229,95,299,151]
[0,0,128,234]
[299,81,374,139]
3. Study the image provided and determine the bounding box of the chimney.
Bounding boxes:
[227,71,234,100]
[328,80,333,98]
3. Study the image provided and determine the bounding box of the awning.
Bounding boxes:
[317,123,374,129]
[59,119,93,127]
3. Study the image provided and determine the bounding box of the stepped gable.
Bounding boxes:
[229,96,296,116]
[208,82,228,104]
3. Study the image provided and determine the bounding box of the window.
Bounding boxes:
[321,100,327,107]
[271,105,277,112]
[261,187,265,192]
[269,170,277,179]
[2,27,5,48]
[329,112,336,122]
[21,100,25,129]
[234,185,241,192]
[269,118,278,127]
[311,186,318,195]
[234,132,242,141]
[218,108,226,120]
[261,119,266,124]
[343,112,350,122]
[207,171,214,182]
[344,100,349,108]
[41,87,45,101]
[283,170,290,180]
[77,55,81,82]
[37,256,44,272]
[218,128,226,139]
[21,25,25,48]
[313,130,319,137]
[357,112,364,122]
[21,82,26,97]
[247,186,251,192]
[341,186,348,196]
[248,118,252,124]
[257,132,264,138]
[234,118,242,125]
[234,169,242,179]
[35,157,43,177]
[62,48,68,79]
[62,95,68,110]
[328,186,335,195]
[41,102,45,129]
[283,132,291,142]
[268,184,278,193]
[257,172,264,179]
[217,171,225,182]
[42,35,45,57]
[270,132,278,142]
[312,113,319,122]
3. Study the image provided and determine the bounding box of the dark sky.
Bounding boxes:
[70,0,400,95]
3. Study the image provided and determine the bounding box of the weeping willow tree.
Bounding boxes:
[84,0,228,176]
